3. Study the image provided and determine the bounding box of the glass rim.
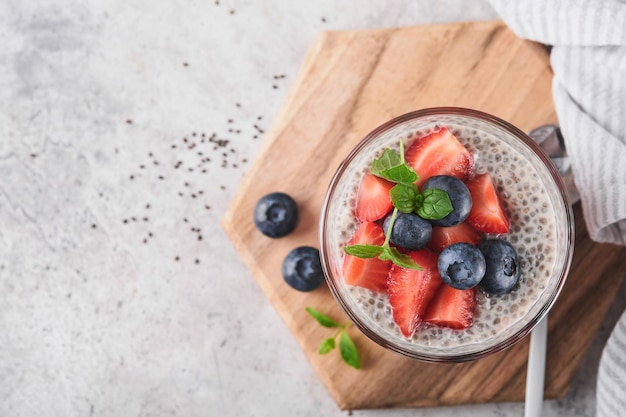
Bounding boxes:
[319,107,575,363]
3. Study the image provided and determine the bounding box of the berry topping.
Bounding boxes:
[479,239,520,295]
[355,173,394,222]
[422,175,472,227]
[282,246,325,292]
[254,192,299,238]
[343,222,391,292]
[437,243,486,290]
[405,127,474,188]
[465,173,510,234]
[424,285,476,330]
[383,212,432,250]
[387,249,442,338]
[428,222,482,253]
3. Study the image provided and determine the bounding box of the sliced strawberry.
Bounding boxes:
[387,249,443,338]
[424,285,476,330]
[465,173,510,234]
[428,222,482,252]
[354,173,394,222]
[343,222,391,292]
[405,127,474,187]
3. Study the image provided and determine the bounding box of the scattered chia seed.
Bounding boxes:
[122,97,262,259]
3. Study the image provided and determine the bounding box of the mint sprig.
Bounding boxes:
[306,307,360,369]
[343,140,454,270]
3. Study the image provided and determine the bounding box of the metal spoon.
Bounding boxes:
[528,124,579,203]
[524,125,577,417]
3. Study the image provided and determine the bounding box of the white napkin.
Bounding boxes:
[487,1,626,415]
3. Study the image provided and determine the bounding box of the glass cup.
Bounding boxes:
[319,107,574,362]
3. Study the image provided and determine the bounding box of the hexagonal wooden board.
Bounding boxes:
[222,20,626,410]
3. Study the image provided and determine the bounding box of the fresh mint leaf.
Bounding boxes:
[307,308,361,369]
[417,188,453,220]
[380,165,418,184]
[379,247,422,270]
[390,183,419,213]
[319,337,336,354]
[305,307,341,328]
[343,244,383,259]
[371,149,418,184]
[339,331,361,369]
[371,149,402,174]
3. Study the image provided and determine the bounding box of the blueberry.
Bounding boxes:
[437,242,486,290]
[479,239,520,295]
[422,175,472,227]
[254,192,299,238]
[383,212,432,250]
[282,246,325,292]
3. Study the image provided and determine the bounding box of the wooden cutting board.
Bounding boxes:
[222,20,626,410]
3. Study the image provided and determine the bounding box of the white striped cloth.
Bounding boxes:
[488,1,626,416]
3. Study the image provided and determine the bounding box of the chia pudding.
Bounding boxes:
[320,109,574,361]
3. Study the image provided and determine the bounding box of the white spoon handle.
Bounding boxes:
[524,315,548,417]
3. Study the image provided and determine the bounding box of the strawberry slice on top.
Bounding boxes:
[355,173,394,222]
[342,221,391,293]
[428,222,482,253]
[465,173,510,234]
[405,127,474,188]
[424,285,476,330]
[387,249,442,338]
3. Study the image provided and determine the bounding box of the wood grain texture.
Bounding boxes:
[222,20,626,410]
